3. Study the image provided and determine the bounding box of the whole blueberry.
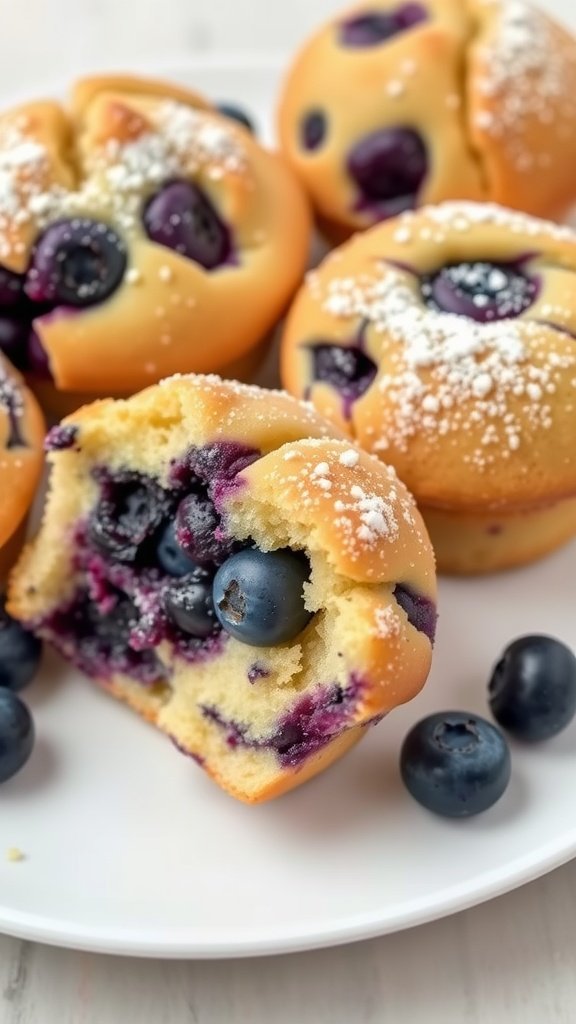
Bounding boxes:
[489,636,576,742]
[213,548,313,647]
[25,218,127,308]
[400,711,511,818]
[216,103,255,133]
[300,110,327,152]
[0,599,42,692]
[0,688,35,783]
[156,520,200,577]
[422,261,538,323]
[143,180,232,270]
[164,568,217,639]
[347,127,427,215]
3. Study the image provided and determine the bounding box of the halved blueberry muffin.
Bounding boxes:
[278,0,576,240]
[0,353,45,582]
[0,74,311,414]
[282,201,576,574]
[8,375,436,802]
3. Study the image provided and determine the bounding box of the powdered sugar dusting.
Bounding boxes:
[0,100,250,259]
[317,204,576,469]
[474,0,576,171]
[373,604,402,640]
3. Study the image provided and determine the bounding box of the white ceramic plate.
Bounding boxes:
[1,61,576,960]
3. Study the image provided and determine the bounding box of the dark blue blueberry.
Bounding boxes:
[347,128,427,217]
[489,636,576,742]
[164,568,217,639]
[175,493,233,566]
[143,180,232,270]
[216,103,255,133]
[213,548,313,647]
[0,265,25,307]
[301,110,327,152]
[0,317,31,368]
[0,688,34,783]
[0,599,42,692]
[422,262,539,322]
[311,343,377,414]
[89,470,172,563]
[156,520,200,577]
[400,711,511,818]
[25,218,127,308]
[393,584,437,643]
[340,3,428,47]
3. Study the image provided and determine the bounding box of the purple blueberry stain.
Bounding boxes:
[44,424,79,451]
[143,180,234,271]
[340,4,428,47]
[422,261,540,322]
[248,663,270,684]
[201,677,363,768]
[309,337,377,418]
[393,584,437,644]
[347,128,428,220]
[30,441,262,684]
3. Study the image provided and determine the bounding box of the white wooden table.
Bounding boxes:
[2,1,576,1020]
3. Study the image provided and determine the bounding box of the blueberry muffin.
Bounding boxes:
[282,201,576,574]
[0,353,45,582]
[0,74,311,414]
[277,0,576,241]
[8,375,436,803]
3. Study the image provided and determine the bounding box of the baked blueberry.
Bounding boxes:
[143,180,232,270]
[301,111,327,152]
[175,492,232,566]
[347,128,427,216]
[0,598,42,692]
[213,548,313,647]
[27,328,53,378]
[164,568,217,639]
[340,4,428,47]
[25,218,127,307]
[0,688,34,783]
[89,471,171,562]
[400,711,511,817]
[422,261,539,322]
[489,635,576,741]
[156,520,200,577]
[393,584,437,643]
[216,103,255,133]
[311,343,377,412]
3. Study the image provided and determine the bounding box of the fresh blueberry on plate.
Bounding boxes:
[213,548,313,647]
[0,598,42,692]
[489,635,576,742]
[0,688,35,783]
[400,711,511,818]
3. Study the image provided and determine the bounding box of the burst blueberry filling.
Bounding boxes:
[421,260,539,322]
[202,678,362,768]
[309,341,377,417]
[347,128,428,220]
[340,3,428,47]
